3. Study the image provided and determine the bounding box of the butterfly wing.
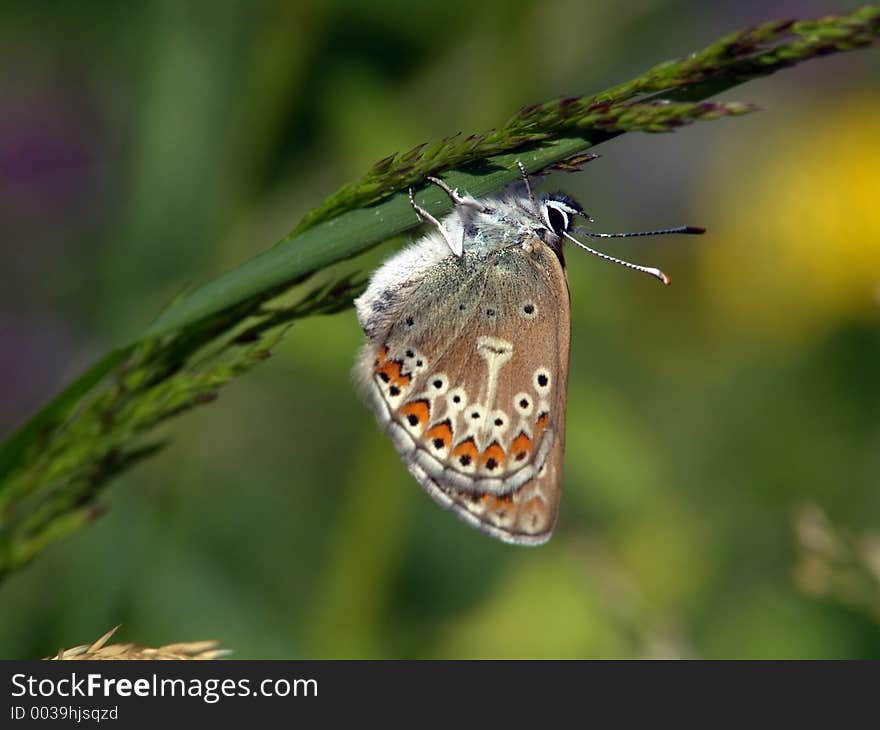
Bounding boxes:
[355,235,570,544]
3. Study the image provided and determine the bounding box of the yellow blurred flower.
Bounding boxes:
[700,94,880,345]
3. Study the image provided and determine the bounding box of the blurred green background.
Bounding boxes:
[1,0,879,659]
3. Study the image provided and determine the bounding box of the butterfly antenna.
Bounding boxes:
[515,161,539,214]
[564,225,705,285]
[580,225,706,239]
[563,231,673,285]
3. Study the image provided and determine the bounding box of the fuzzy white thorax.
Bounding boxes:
[355,183,561,339]
[353,229,451,332]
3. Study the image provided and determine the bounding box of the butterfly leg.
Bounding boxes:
[408,187,466,256]
[426,176,490,212]
[408,187,446,234]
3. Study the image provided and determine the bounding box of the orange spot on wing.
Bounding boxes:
[511,432,532,462]
[425,420,453,449]
[474,492,512,504]
[377,359,411,388]
[399,399,430,426]
[479,442,506,472]
[452,438,478,467]
[535,412,550,440]
[475,493,514,519]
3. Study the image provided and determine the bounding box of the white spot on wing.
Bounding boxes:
[513,392,533,417]
[446,387,467,413]
[426,373,449,396]
[402,348,427,376]
[488,409,510,439]
[533,368,552,395]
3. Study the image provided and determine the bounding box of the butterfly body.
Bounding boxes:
[354,182,571,545]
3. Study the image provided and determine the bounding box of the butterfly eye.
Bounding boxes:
[543,203,570,236]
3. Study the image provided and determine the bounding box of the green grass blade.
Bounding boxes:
[0,350,131,482]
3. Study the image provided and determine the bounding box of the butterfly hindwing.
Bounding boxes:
[355,232,570,544]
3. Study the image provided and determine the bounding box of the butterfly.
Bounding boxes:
[353,162,703,545]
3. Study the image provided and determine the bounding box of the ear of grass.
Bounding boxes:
[0,5,877,579]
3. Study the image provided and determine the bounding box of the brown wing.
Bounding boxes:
[356,238,570,544]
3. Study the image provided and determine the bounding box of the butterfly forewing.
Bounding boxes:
[356,234,570,544]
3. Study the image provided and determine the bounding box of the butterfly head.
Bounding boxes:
[539,192,593,239]
[532,188,704,286]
